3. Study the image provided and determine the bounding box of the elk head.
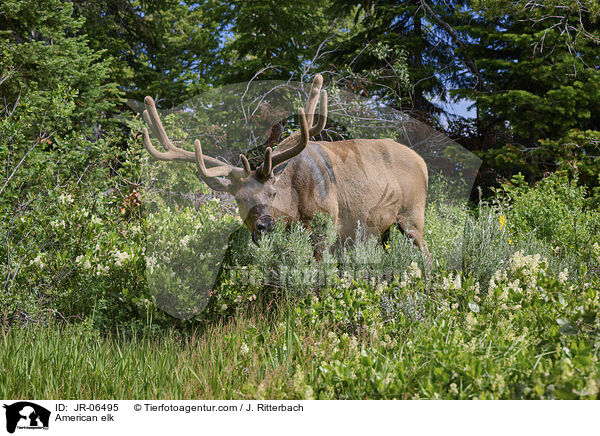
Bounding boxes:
[141,75,328,243]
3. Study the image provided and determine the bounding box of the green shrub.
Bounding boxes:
[212,213,432,319]
[340,223,387,279]
[0,175,148,328]
[461,205,512,291]
[424,199,469,271]
[494,172,600,273]
[145,197,240,319]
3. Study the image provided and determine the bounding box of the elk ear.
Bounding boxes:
[272,162,288,176]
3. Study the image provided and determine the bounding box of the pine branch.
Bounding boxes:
[420,0,493,92]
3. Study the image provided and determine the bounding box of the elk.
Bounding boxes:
[141,75,429,257]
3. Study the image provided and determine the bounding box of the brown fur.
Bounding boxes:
[233,138,429,254]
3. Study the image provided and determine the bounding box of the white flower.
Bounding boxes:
[50,219,66,229]
[592,242,600,262]
[465,312,478,329]
[507,279,522,293]
[74,255,92,270]
[442,275,452,290]
[221,304,228,311]
[400,271,409,288]
[112,250,131,267]
[30,255,45,269]
[558,268,569,284]
[96,264,110,275]
[509,251,545,289]
[90,215,102,225]
[408,261,422,279]
[240,342,249,355]
[453,274,462,289]
[180,235,191,248]
[443,273,462,290]
[340,271,351,288]
[489,269,508,290]
[59,193,73,204]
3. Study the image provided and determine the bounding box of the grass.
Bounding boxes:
[1,308,297,399]
[3,251,599,399]
[2,176,599,400]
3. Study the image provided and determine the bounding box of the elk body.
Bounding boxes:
[142,75,429,256]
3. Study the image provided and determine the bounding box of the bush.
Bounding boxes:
[212,212,431,320]
[493,172,600,273]
[424,199,469,271]
[0,164,148,328]
[145,197,240,320]
[461,205,511,291]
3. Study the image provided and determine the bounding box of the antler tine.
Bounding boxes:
[194,140,233,178]
[276,76,328,151]
[269,106,309,169]
[240,154,251,174]
[143,96,196,161]
[310,89,327,136]
[193,140,237,192]
[261,148,273,178]
[304,73,323,127]
[142,96,250,182]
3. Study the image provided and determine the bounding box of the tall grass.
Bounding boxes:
[0,308,307,399]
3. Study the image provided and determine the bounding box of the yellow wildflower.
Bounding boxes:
[499,214,506,230]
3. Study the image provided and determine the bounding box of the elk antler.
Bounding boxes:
[262,106,310,177]
[141,96,249,190]
[275,74,328,151]
[258,74,328,178]
[143,74,328,185]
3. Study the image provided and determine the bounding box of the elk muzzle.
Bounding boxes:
[252,215,275,243]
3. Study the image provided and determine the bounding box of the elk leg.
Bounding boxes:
[406,228,430,260]
[394,214,431,264]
